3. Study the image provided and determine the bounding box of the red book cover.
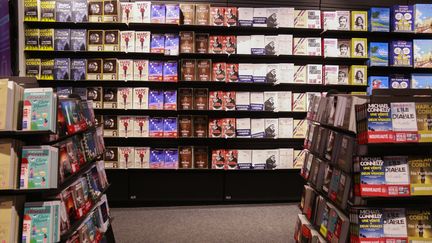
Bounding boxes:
[223,35,236,54]
[212,62,226,82]
[209,91,225,110]
[226,63,239,82]
[212,149,226,169]
[226,150,238,169]
[209,35,224,54]
[225,7,238,26]
[224,91,236,111]
[223,118,236,138]
[209,118,223,138]
[210,7,225,26]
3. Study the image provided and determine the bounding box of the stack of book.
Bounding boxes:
[0,139,23,189]
[0,196,24,243]
[0,79,24,131]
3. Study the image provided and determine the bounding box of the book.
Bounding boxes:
[238,8,253,26]
[237,150,252,169]
[24,0,39,21]
[179,146,193,168]
[40,59,54,80]
[150,34,165,54]
[369,7,390,32]
[163,61,178,82]
[87,30,103,51]
[86,87,102,108]
[164,33,179,56]
[391,102,419,142]
[179,4,195,25]
[235,92,250,111]
[307,10,321,29]
[336,11,350,30]
[409,156,432,195]
[53,58,70,80]
[88,0,103,22]
[120,2,134,23]
[414,39,432,68]
[225,7,238,26]
[293,120,307,138]
[22,88,56,132]
[250,35,265,55]
[164,149,178,169]
[71,0,88,22]
[54,29,70,51]
[132,88,148,110]
[392,5,414,32]
[193,116,207,138]
[223,118,236,138]
[195,4,210,25]
[194,88,208,110]
[294,10,307,28]
[251,119,264,138]
[150,4,166,23]
[210,7,225,26]
[39,29,54,51]
[306,64,322,84]
[384,156,410,196]
[117,87,132,110]
[406,209,432,240]
[197,59,211,81]
[236,36,251,54]
[22,201,61,243]
[212,150,226,169]
[250,92,263,111]
[86,58,102,80]
[193,147,208,169]
[103,115,118,137]
[148,60,163,81]
[337,39,351,58]
[415,4,432,33]
[369,42,389,66]
[349,65,367,85]
[195,33,209,54]
[103,0,119,22]
[351,11,368,31]
[70,29,86,51]
[25,58,41,78]
[148,90,163,110]
[351,38,368,58]
[323,38,338,57]
[55,0,72,22]
[119,147,134,168]
[133,1,151,23]
[412,74,432,89]
[253,8,266,27]
[293,93,307,112]
[178,116,192,137]
[209,36,224,54]
[102,59,117,80]
[209,119,222,138]
[264,119,278,138]
[103,88,117,109]
[163,117,178,138]
[135,31,150,53]
[223,36,236,54]
[416,103,432,142]
[20,146,58,189]
[149,118,163,137]
[120,31,135,53]
[133,116,149,137]
[264,36,278,55]
[24,28,39,51]
[179,31,195,54]
[103,30,120,51]
[163,90,177,110]
[178,88,193,110]
[367,76,389,94]
[238,63,253,83]
[390,40,413,67]
[293,38,307,56]
[133,60,148,81]
[212,62,226,82]
[236,118,251,138]
[181,59,196,81]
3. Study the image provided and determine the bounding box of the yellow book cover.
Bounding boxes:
[24,29,39,50]
[0,140,14,189]
[40,59,54,80]
[407,209,432,240]
[349,65,367,85]
[409,156,432,196]
[40,0,55,22]
[25,58,41,79]
[39,29,54,51]
[293,119,307,138]
[351,38,368,58]
[0,80,9,131]
[350,92,367,95]
[351,11,368,31]
[24,0,39,21]
[0,199,14,243]
[416,103,432,142]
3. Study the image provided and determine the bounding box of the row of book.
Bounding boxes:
[297,186,349,243]
[102,115,306,139]
[0,196,23,243]
[368,74,432,94]
[105,146,303,170]
[0,79,24,131]
[356,102,432,144]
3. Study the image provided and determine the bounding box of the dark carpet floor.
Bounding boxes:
[111,203,299,243]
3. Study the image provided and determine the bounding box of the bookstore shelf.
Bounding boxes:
[307,119,356,136]
[320,29,432,39]
[59,184,111,242]
[114,168,300,172]
[368,65,432,74]
[24,21,324,35]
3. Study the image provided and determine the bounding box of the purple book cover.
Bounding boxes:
[390,75,410,89]
[390,41,412,67]
[148,90,164,110]
[151,4,166,23]
[163,117,178,137]
[164,34,179,56]
[163,61,178,82]
[148,61,163,81]
[163,90,177,110]
[164,149,178,168]
[150,148,165,168]
[150,34,165,53]
[165,4,180,24]
[0,0,11,76]
[391,5,414,32]
[149,117,164,137]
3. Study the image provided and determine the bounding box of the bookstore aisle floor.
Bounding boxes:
[111,203,299,243]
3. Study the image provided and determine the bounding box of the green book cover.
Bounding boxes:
[22,88,54,132]
[20,147,51,189]
[22,203,53,243]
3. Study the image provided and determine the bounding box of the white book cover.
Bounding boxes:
[237,35,251,54]
[293,38,307,55]
[250,35,265,55]
[132,87,149,109]
[292,93,307,112]
[236,118,251,138]
[263,92,278,112]
[293,119,307,138]
[119,147,134,168]
[293,65,307,83]
[384,156,409,185]
[120,2,135,23]
[237,149,252,169]
[306,64,323,84]
[266,64,279,83]
[323,38,338,57]
[390,102,418,131]
[307,38,322,56]
[253,8,267,27]
[134,31,151,53]
[294,10,307,28]
[134,147,150,168]
[118,116,134,137]
[293,149,306,168]
[278,8,294,28]
[306,92,321,111]
[278,148,294,169]
[336,11,351,31]
[133,116,149,137]
[238,8,254,26]
[307,10,321,29]
[252,150,267,169]
[324,65,339,85]
[264,35,279,55]
[118,59,134,80]
[278,118,293,138]
[277,35,293,55]
[235,92,250,110]
[383,209,407,237]
[264,119,279,138]
[323,11,338,30]
[252,63,266,83]
[265,149,280,169]
[133,60,149,81]
[132,1,151,23]
[277,91,292,112]
[117,87,133,109]
[238,63,254,82]
[250,92,264,111]
[251,119,265,138]
[120,31,135,52]
[278,63,294,84]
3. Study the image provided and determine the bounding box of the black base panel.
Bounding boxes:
[105,170,129,202]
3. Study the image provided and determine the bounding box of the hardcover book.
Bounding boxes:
[369,7,390,32]
[414,39,432,68]
[120,31,135,53]
[369,42,389,66]
[39,29,54,51]
[24,0,39,21]
[149,149,164,168]
[164,149,178,169]
[133,87,149,109]
[390,40,413,67]
[163,90,177,110]
[415,103,432,142]
[150,4,166,23]
[392,5,414,32]
[24,29,39,50]
[236,118,251,138]
[193,88,208,110]
[87,30,103,51]
[133,60,149,81]
[54,29,70,51]
[133,116,149,137]
[351,11,368,31]
[209,36,224,54]
[133,1,151,23]
[148,90,164,110]
[180,4,195,25]
[103,88,118,109]
[134,31,151,53]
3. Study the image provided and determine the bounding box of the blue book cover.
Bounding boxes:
[148,61,163,81]
[165,4,180,24]
[164,34,179,56]
[390,75,410,89]
[391,5,414,32]
[415,4,432,33]
[360,157,386,185]
[390,41,412,67]
[163,90,177,110]
[151,4,166,23]
[164,149,178,168]
[150,34,165,53]
[149,148,165,168]
[357,209,384,238]
[163,61,178,82]
[411,73,432,89]
[149,117,164,137]
[366,103,393,132]
[163,117,177,137]
[369,7,390,32]
[413,39,432,68]
[369,42,389,66]
[367,76,389,95]
[53,58,70,80]
[148,90,164,110]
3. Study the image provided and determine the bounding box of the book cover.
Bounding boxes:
[351,38,368,58]
[53,58,70,80]
[193,147,208,169]
[252,150,267,169]
[22,88,55,132]
[384,156,410,196]
[179,31,195,54]
[165,4,180,25]
[150,4,166,23]
[116,87,132,110]
[133,60,149,81]
[54,29,70,51]
[178,116,192,137]
[193,116,207,138]
[369,42,389,66]
[118,116,133,137]
[132,87,149,109]
[415,4,432,33]
[70,29,86,51]
[251,119,265,138]
[235,92,250,111]
[40,59,54,80]
[71,0,88,22]
[120,31,135,53]
[416,102,432,142]
[383,208,408,239]
[238,63,253,83]
[236,36,251,54]
[414,39,432,68]
[178,88,193,110]
[412,74,432,89]
[336,11,350,30]
[293,65,307,84]
[351,11,368,31]
[362,103,394,143]
[163,90,177,110]
[409,156,432,195]
[292,93,307,112]
[148,90,164,110]
[163,117,178,137]
[370,7,390,32]
[39,29,54,51]
[253,8,267,27]
[323,11,337,30]
[24,0,39,21]
[225,7,238,26]
[150,34,165,54]
[179,146,193,168]
[195,4,210,25]
[223,36,236,54]
[103,30,119,51]
[323,38,338,57]
[103,87,117,109]
[306,64,323,84]
[237,150,252,169]
[163,61,178,82]
[149,117,163,137]
[238,8,253,26]
[224,91,236,111]
[212,62,226,82]
[25,58,41,78]
[102,115,118,137]
[209,91,224,110]
[293,38,307,56]
[307,38,322,56]
[210,7,225,26]
[406,209,432,240]
[264,119,278,139]
[367,76,389,94]
[134,31,150,53]
[86,87,102,109]
[349,65,367,85]
[236,118,251,138]
[390,40,413,67]
[209,36,224,54]
[293,119,307,138]
[223,118,236,138]
[193,88,208,110]
[88,0,103,22]
[133,116,149,137]
[226,150,238,170]
[391,102,419,142]
[86,58,102,80]
[148,60,163,81]
[337,39,351,58]
[164,149,178,169]
[164,33,179,56]
[104,147,118,168]
[209,119,223,138]
[197,59,211,81]
[250,35,265,55]
[119,147,134,168]
[294,10,307,28]
[225,63,238,83]
[87,30,103,51]
[103,0,119,22]
[22,202,57,243]
[120,2,134,23]
[212,150,226,169]
[250,92,263,111]
[24,29,39,50]
[307,10,321,29]
[354,209,384,240]
[133,1,151,23]
[55,0,72,22]
[102,58,118,80]
[195,33,209,54]
[180,4,195,25]
[181,59,196,81]
[392,5,414,32]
